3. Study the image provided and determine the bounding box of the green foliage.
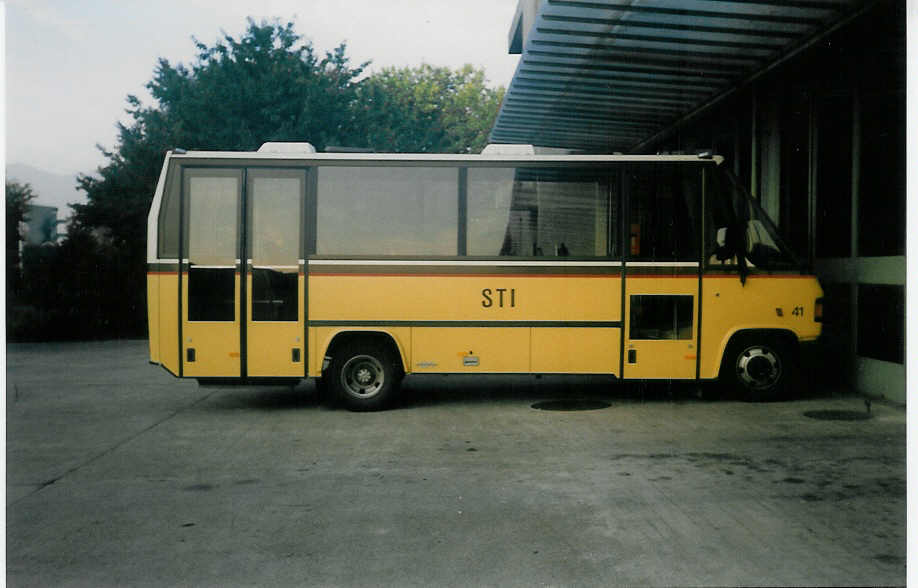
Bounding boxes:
[73,18,368,259]
[356,64,505,153]
[10,226,145,341]
[140,20,368,152]
[6,181,36,302]
[6,181,35,225]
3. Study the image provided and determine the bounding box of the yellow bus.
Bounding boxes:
[147,143,823,410]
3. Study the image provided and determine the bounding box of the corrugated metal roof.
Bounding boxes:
[490,0,872,152]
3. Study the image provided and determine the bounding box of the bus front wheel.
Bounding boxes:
[329,341,401,411]
[721,334,794,402]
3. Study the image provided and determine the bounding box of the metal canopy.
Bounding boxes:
[490,0,870,152]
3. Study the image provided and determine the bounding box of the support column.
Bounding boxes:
[807,93,817,267]
[750,94,758,196]
[849,90,861,365]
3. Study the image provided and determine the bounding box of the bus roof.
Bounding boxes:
[164,150,724,166]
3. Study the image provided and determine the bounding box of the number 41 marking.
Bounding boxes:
[791,306,804,317]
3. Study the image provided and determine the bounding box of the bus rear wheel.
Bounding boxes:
[329,341,401,411]
[721,334,793,402]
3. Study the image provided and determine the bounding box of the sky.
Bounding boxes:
[4,0,521,178]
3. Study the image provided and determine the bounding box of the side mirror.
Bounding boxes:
[716,227,727,248]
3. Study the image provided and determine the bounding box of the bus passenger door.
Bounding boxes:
[622,164,702,380]
[623,273,699,379]
[244,169,307,377]
[181,168,243,378]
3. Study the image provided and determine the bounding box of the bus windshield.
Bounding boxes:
[713,167,800,271]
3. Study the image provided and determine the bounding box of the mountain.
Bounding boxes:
[6,163,87,219]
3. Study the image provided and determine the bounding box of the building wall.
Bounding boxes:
[651,1,906,402]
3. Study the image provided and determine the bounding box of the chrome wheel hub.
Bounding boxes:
[355,368,373,385]
[341,355,385,398]
[736,346,781,390]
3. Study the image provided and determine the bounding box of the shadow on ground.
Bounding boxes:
[202,372,849,412]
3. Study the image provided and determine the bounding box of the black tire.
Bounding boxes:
[328,341,402,411]
[720,334,794,402]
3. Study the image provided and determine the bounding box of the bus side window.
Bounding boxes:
[704,168,738,266]
[630,295,693,340]
[626,165,701,262]
[316,167,457,256]
[467,167,618,258]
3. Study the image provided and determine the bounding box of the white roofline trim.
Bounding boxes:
[146,151,173,263]
[166,151,724,165]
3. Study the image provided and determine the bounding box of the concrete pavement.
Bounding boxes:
[6,340,906,586]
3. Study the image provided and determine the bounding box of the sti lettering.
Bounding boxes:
[481,288,516,308]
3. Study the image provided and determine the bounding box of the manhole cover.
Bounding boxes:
[803,410,872,421]
[531,399,611,411]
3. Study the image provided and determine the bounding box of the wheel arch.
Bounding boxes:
[319,329,408,376]
[716,327,799,378]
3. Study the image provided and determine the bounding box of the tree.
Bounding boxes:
[74,18,368,257]
[356,64,505,153]
[6,181,36,302]
[68,19,369,338]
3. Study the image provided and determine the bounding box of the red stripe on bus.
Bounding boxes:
[624,274,697,279]
[307,272,619,278]
[702,274,812,279]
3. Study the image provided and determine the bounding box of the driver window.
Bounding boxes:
[626,165,700,262]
